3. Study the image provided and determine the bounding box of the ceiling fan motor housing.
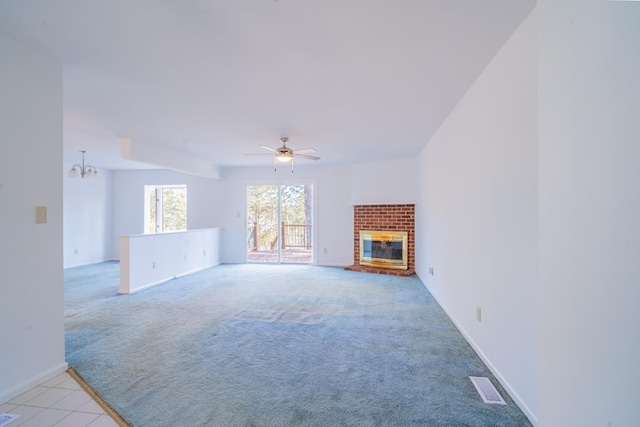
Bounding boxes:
[275,137,293,160]
[277,147,293,157]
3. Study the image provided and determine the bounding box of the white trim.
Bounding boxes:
[0,362,68,404]
[119,277,172,295]
[417,274,538,426]
[119,263,218,295]
[64,259,118,269]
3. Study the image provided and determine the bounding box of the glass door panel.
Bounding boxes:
[246,185,279,263]
[279,184,313,264]
[246,184,313,264]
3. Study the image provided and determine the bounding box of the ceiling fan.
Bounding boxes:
[246,137,320,172]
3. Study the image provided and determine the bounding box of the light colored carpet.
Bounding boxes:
[65,262,530,427]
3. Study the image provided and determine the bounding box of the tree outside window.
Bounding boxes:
[144,185,187,233]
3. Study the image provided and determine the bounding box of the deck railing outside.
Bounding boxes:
[247,222,312,251]
[281,222,312,249]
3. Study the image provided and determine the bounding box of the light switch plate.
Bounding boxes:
[35,206,47,224]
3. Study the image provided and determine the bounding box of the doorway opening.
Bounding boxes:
[246,184,314,264]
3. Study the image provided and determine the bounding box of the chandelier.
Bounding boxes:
[68,150,98,178]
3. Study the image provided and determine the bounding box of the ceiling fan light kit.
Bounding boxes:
[275,138,294,163]
[276,153,294,163]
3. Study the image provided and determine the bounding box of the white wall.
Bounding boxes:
[350,158,417,205]
[63,165,113,267]
[538,1,640,426]
[111,169,225,259]
[0,34,67,402]
[119,228,220,294]
[111,160,413,268]
[416,10,538,423]
[219,165,356,266]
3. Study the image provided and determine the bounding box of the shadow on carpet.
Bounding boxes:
[65,263,531,427]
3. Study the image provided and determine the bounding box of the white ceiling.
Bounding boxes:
[0,0,534,171]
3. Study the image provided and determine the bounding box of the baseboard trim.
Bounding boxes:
[417,275,538,426]
[119,263,220,295]
[64,259,119,269]
[0,362,69,404]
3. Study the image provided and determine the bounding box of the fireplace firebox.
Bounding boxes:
[359,230,408,270]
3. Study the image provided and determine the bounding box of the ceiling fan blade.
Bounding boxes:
[258,145,277,152]
[294,153,321,161]
[293,147,317,154]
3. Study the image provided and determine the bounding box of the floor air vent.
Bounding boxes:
[0,413,20,427]
[469,376,506,405]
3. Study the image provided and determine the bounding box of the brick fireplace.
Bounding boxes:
[345,204,415,276]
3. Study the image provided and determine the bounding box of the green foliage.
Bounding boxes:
[247,184,313,252]
[247,185,278,250]
[144,185,187,233]
[280,184,306,224]
[162,187,187,232]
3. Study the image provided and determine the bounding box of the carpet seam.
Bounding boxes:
[67,368,129,427]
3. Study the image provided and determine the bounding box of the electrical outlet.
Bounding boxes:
[429,267,434,276]
[323,248,328,254]
[74,249,78,255]
[203,250,207,256]
[477,306,482,322]
[152,261,157,269]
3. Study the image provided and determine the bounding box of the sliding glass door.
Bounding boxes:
[246,184,313,264]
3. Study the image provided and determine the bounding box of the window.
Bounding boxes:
[144,185,187,233]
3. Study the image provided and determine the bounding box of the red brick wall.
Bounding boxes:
[353,204,415,273]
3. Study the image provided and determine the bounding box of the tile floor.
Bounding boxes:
[0,372,119,427]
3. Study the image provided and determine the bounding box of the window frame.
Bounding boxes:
[144,184,187,234]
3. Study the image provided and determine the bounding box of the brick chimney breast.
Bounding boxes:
[345,204,415,276]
